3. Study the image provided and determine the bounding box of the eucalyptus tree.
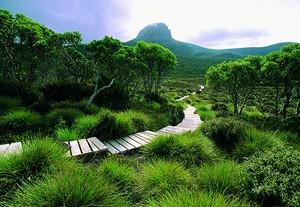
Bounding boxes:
[262,43,300,119]
[206,58,260,114]
[135,41,177,94]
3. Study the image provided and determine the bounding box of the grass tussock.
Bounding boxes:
[195,160,245,195]
[4,166,130,207]
[55,128,80,142]
[233,128,284,161]
[146,189,251,207]
[137,159,193,200]
[0,139,68,198]
[141,131,220,166]
[46,108,83,127]
[97,157,136,198]
[0,96,23,115]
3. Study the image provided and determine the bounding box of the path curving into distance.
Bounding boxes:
[0,89,204,157]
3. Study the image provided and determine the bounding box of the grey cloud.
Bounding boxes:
[191,29,270,48]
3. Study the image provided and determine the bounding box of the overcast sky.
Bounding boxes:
[1,0,299,49]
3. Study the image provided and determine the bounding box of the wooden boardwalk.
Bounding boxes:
[0,105,202,157]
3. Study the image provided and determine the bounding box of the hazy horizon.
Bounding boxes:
[1,0,299,49]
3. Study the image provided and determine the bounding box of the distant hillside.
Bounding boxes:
[125,23,293,76]
[125,23,293,58]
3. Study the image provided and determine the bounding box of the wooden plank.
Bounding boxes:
[88,137,108,151]
[144,130,157,136]
[140,131,156,138]
[103,142,119,154]
[6,142,22,154]
[122,137,141,148]
[173,126,191,131]
[108,140,127,153]
[135,133,153,141]
[69,140,82,156]
[0,144,9,153]
[115,138,135,150]
[158,129,177,134]
[78,139,92,154]
[129,135,148,145]
[87,139,100,152]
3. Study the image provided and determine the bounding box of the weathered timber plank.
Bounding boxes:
[144,130,157,136]
[129,135,148,145]
[115,138,135,150]
[139,131,156,138]
[78,139,92,154]
[6,142,22,154]
[135,133,153,141]
[122,137,141,148]
[0,144,9,154]
[103,142,119,154]
[88,137,108,151]
[87,139,100,152]
[108,140,127,153]
[69,140,82,156]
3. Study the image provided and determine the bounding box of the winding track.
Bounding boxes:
[0,90,203,157]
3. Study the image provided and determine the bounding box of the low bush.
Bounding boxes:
[233,128,284,161]
[211,103,228,111]
[198,110,216,121]
[244,146,300,207]
[46,108,83,127]
[55,128,80,142]
[142,132,220,166]
[4,166,130,207]
[195,161,245,195]
[0,139,68,198]
[137,160,193,199]
[0,79,41,106]
[0,96,23,115]
[146,189,251,207]
[42,81,91,102]
[0,110,42,135]
[202,117,251,153]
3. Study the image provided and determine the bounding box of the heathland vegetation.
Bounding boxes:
[0,10,299,207]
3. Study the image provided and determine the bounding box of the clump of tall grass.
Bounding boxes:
[142,132,220,166]
[202,117,251,153]
[55,128,80,142]
[233,128,284,161]
[4,166,130,207]
[146,189,251,207]
[195,160,245,195]
[0,139,68,198]
[0,96,23,115]
[97,157,136,199]
[137,159,193,200]
[0,110,42,135]
[73,114,101,137]
[46,108,83,127]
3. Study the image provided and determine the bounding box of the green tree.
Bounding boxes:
[135,41,177,94]
[262,43,300,119]
[206,58,260,114]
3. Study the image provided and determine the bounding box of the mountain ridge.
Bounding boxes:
[125,23,293,57]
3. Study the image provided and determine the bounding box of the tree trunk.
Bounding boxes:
[86,78,115,108]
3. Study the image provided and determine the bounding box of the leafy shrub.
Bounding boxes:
[202,117,251,152]
[233,128,284,161]
[46,108,83,127]
[0,139,68,198]
[195,161,245,195]
[55,128,80,142]
[146,189,251,207]
[73,114,101,137]
[142,132,220,166]
[5,166,130,207]
[0,110,42,135]
[211,103,228,111]
[137,160,193,199]
[97,158,136,199]
[0,79,41,106]
[42,81,91,102]
[244,146,300,207]
[0,96,23,115]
